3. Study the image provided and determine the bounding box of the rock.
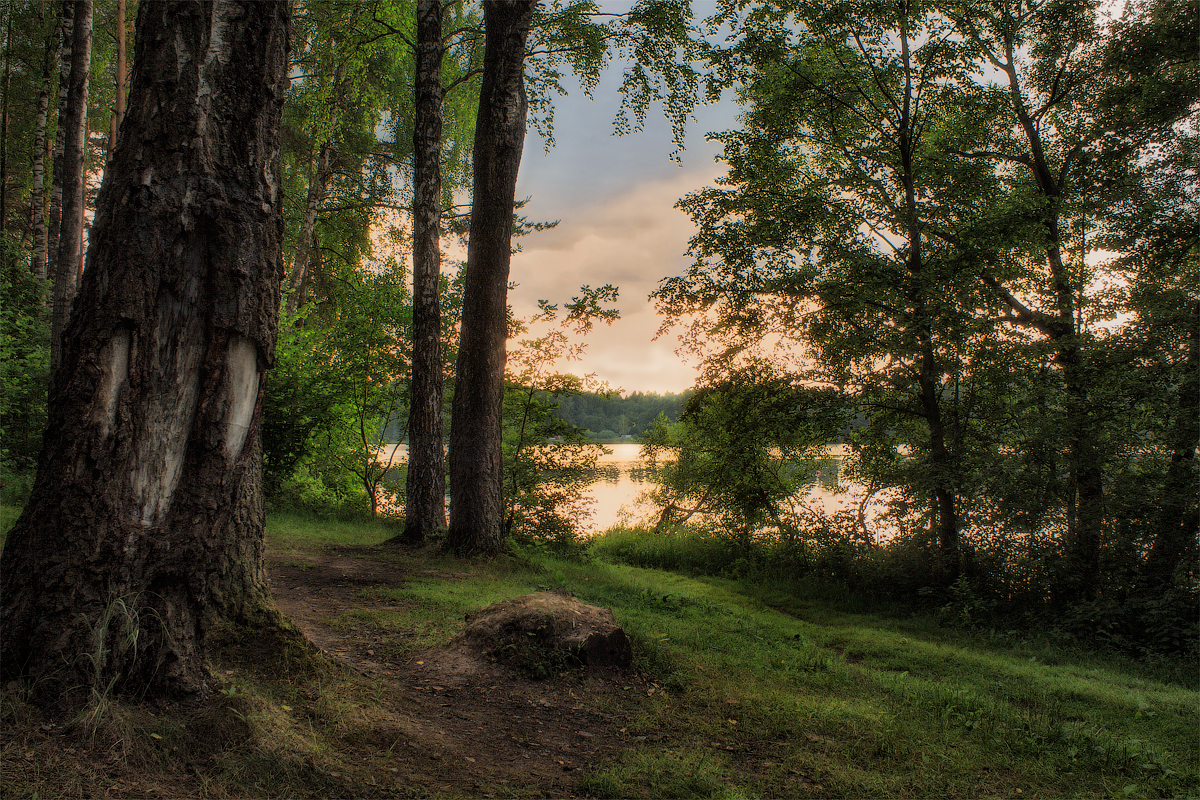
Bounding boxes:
[451,591,633,672]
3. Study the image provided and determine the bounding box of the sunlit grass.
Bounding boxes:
[534,554,1198,799]
[264,510,397,552]
[3,512,1196,799]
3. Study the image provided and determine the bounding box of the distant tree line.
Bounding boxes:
[552,390,690,440]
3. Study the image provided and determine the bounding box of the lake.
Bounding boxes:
[380,442,858,533]
[585,442,855,532]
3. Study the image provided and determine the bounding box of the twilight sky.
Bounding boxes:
[508,18,738,396]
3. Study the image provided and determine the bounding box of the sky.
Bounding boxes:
[507,26,739,396]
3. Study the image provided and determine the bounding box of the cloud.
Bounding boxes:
[509,166,724,394]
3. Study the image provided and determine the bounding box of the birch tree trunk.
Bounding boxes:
[29,6,59,281]
[50,0,91,374]
[45,0,72,286]
[282,136,334,317]
[0,0,292,704]
[447,0,535,557]
[404,0,448,543]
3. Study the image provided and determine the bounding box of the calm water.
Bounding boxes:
[585,442,854,532]
[377,441,856,533]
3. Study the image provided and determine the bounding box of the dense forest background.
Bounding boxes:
[0,0,1196,663]
[553,390,688,439]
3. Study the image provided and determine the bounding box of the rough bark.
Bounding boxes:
[0,0,292,704]
[403,0,448,543]
[446,0,535,557]
[50,0,91,375]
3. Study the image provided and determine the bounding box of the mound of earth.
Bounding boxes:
[451,591,634,672]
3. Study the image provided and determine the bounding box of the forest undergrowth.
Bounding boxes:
[1,510,1196,799]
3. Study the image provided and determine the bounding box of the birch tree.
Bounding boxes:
[1,0,292,703]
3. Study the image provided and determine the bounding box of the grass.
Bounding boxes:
[2,511,1197,799]
[544,555,1198,798]
[265,509,399,552]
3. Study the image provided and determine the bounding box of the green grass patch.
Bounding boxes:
[4,513,1196,799]
[265,510,398,552]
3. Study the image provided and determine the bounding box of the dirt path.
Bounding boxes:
[266,548,651,797]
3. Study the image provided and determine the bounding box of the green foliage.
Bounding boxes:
[0,249,49,471]
[642,368,849,547]
[502,286,618,548]
[264,260,412,517]
[554,389,690,440]
[648,0,1199,645]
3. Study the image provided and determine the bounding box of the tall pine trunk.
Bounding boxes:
[50,0,91,375]
[404,0,448,543]
[0,0,292,703]
[446,0,534,557]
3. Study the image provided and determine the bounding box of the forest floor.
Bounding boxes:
[2,512,1197,799]
[263,545,657,797]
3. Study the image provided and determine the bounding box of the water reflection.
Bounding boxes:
[379,441,859,534]
[583,443,853,532]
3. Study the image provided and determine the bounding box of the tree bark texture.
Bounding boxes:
[50,0,91,375]
[404,0,448,543]
[447,0,534,557]
[0,0,291,703]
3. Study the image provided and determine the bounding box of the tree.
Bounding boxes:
[405,0,450,542]
[0,0,291,702]
[446,0,537,557]
[49,0,90,374]
[657,0,992,581]
[28,3,59,281]
[445,0,715,556]
[945,0,1199,603]
[503,286,618,546]
[642,370,847,551]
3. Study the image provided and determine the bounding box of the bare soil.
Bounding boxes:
[264,546,655,797]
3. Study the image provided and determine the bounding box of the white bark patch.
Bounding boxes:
[223,337,259,463]
[198,0,239,102]
[130,301,204,526]
[95,329,131,440]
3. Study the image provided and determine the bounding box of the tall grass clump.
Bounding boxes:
[588,524,743,576]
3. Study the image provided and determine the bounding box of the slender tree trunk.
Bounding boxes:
[30,6,59,281]
[50,0,91,375]
[0,0,292,704]
[105,0,126,164]
[46,0,74,299]
[447,0,535,557]
[283,137,334,317]
[404,0,448,543]
[1,4,12,244]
